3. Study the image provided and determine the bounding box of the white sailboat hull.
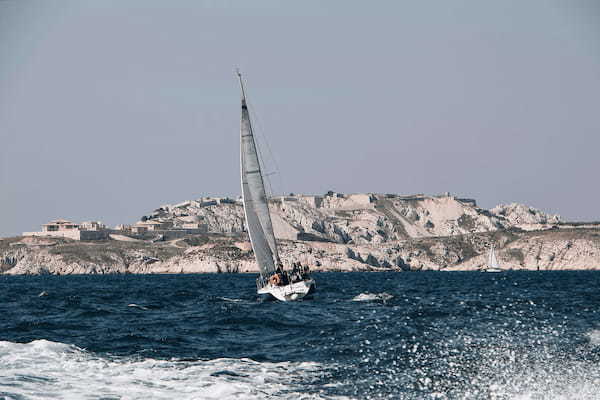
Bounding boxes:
[257,279,315,302]
[483,268,503,273]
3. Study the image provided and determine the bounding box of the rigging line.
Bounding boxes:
[247,100,285,198]
[246,102,275,198]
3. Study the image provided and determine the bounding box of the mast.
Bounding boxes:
[237,69,247,104]
[238,70,282,278]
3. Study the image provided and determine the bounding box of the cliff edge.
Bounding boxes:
[3,192,598,274]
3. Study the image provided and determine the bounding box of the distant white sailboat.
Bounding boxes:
[237,71,315,301]
[485,245,503,272]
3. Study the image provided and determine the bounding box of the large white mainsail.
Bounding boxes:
[238,72,280,279]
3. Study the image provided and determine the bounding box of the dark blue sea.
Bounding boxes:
[1,271,600,399]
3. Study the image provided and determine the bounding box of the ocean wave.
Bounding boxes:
[127,303,150,310]
[585,329,600,346]
[351,292,394,302]
[467,341,600,400]
[341,329,600,400]
[216,297,244,303]
[0,340,347,400]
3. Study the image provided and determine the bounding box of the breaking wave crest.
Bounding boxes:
[585,329,600,346]
[339,321,600,399]
[3,272,600,399]
[0,340,344,400]
[351,292,394,302]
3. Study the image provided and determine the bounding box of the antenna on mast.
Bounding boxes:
[236,68,246,102]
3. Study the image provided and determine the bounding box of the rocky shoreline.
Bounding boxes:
[2,192,599,275]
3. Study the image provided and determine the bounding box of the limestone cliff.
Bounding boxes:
[2,192,598,275]
[149,193,560,243]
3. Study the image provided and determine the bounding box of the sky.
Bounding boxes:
[1,0,599,237]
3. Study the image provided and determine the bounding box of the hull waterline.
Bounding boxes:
[257,279,315,302]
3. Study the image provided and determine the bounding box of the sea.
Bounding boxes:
[1,271,600,400]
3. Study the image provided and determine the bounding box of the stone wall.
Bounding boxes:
[80,231,111,240]
[23,230,110,241]
[23,230,82,240]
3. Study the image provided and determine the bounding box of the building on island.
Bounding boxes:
[24,219,110,241]
[80,221,107,231]
[129,219,207,236]
[131,220,174,233]
[24,216,209,241]
[182,222,204,229]
[41,219,79,232]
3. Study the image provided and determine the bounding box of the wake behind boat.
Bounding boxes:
[237,71,315,301]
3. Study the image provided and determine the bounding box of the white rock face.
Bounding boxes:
[152,193,550,245]
[4,192,598,275]
[490,203,561,231]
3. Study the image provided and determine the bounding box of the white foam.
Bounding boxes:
[585,329,600,346]
[431,336,600,400]
[351,292,394,302]
[217,297,244,303]
[342,327,600,399]
[0,340,348,400]
[127,303,150,310]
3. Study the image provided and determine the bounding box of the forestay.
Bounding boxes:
[239,74,280,278]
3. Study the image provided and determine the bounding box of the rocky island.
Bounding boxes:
[2,192,599,275]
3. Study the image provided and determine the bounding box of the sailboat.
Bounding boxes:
[237,71,316,301]
[484,244,503,272]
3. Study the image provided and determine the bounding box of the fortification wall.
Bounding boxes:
[23,231,82,240]
[23,230,110,241]
[321,193,374,209]
[79,231,110,240]
[296,195,323,208]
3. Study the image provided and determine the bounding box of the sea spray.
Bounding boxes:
[1,271,600,398]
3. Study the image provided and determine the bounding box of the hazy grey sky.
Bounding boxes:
[1,0,599,237]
